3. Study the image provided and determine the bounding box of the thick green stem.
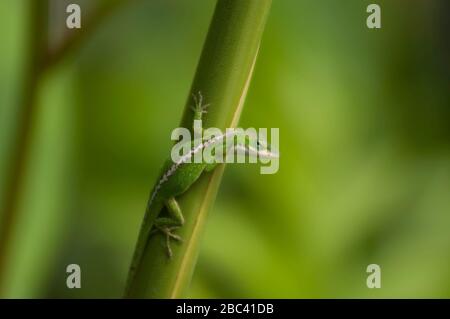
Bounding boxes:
[125,0,272,298]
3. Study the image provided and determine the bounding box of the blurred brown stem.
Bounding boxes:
[0,0,128,292]
[0,0,48,291]
[44,0,128,69]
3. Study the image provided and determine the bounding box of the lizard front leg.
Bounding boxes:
[191,91,209,122]
[152,197,184,258]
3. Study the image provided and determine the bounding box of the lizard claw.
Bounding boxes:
[191,91,209,114]
[152,226,183,259]
[166,227,183,242]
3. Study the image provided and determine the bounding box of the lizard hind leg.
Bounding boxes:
[152,197,185,258]
[150,225,182,259]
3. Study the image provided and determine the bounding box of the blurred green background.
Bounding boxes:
[0,0,449,298]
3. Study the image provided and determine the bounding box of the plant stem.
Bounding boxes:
[0,0,129,293]
[0,0,48,290]
[125,0,272,298]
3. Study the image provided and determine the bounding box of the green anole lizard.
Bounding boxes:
[126,92,278,289]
